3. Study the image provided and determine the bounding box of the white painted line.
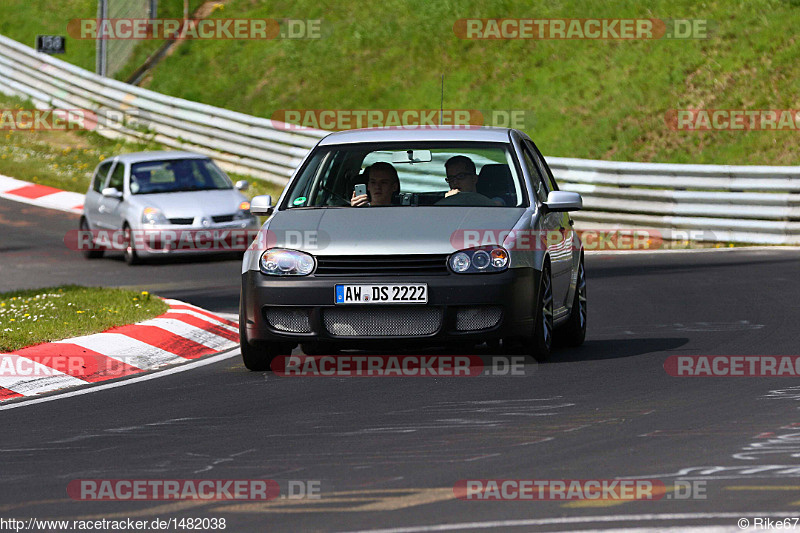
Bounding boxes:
[33,190,84,210]
[0,191,81,214]
[0,174,84,214]
[56,333,181,370]
[166,308,238,332]
[552,526,741,533]
[0,348,240,411]
[0,174,29,192]
[137,317,235,350]
[337,512,799,533]
[587,246,800,255]
[0,354,87,396]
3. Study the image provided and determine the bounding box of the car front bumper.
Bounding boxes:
[241,267,541,347]
[133,220,260,256]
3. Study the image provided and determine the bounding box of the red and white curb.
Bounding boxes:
[0,174,84,214]
[0,298,238,402]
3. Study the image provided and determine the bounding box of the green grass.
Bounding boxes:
[0,93,286,200]
[104,0,800,165]
[0,285,168,351]
[7,1,800,165]
[111,0,210,82]
[0,0,97,72]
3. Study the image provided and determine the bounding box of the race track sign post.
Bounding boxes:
[36,35,66,55]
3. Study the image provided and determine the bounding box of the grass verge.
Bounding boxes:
[0,285,169,352]
[0,93,286,201]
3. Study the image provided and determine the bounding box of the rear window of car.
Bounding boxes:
[285,142,527,208]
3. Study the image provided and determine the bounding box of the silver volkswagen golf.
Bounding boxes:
[80,151,258,264]
[240,127,586,369]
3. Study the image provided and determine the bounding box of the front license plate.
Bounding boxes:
[335,284,428,304]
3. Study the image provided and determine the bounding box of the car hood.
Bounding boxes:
[130,189,245,218]
[266,207,528,255]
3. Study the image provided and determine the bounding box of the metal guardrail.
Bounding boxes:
[1,34,799,244]
[0,34,326,185]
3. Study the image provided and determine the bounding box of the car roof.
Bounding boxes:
[318,126,515,146]
[113,151,209,164]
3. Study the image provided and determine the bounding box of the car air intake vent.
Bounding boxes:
[212,215,235,223]
[168,217,194,225]
[455,306,503,331]
[315,255,449,276]
[323,307,443,336]
[265,308,312,333]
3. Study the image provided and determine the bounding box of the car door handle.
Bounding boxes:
[98,205,108,213]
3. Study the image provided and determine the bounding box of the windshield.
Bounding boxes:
[129,158,233,194]
[285,142,526,208]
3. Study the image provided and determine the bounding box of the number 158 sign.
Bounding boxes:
[36,35,66,55]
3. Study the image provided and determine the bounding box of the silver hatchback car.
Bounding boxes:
[80,151,259,264]
[240,127,586,368]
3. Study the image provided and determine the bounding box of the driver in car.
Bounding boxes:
[350,162,400,207]
[435,155,496,206]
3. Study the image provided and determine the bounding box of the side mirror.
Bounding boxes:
[250,195,274,216]
[101,187,123,200]
[543,191,582,212]
[235,180,249,191]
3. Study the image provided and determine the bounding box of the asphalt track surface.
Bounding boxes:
[2,196,800,532]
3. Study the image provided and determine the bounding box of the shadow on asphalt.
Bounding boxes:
[588,255,799,280]
[550,336,689,364]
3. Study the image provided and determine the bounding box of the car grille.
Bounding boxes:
[169,217,194,225]
[265,308,311,333]
[322,306,443,337]
[315,255,449,276]
[455,306,503,331]
[212,214,235,223]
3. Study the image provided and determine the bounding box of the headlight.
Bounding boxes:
[260,249,315,276]
[449,246,509,273]
[233,201,252,220]
[142,207,169,225]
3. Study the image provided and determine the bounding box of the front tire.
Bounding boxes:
[123,223,140,265]
[560,256,587,347]
[528,264,554,362]
[239,299,292,371]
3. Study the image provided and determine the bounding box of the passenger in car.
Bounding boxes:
[435,155,496,206]
[350,162,400,207]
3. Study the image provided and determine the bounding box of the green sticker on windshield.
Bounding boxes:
[293,197,307,205]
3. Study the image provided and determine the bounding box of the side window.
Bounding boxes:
[92,161,113,193]
[521,148,548,204]
[526,140,558,192]
[108,162,125,191]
